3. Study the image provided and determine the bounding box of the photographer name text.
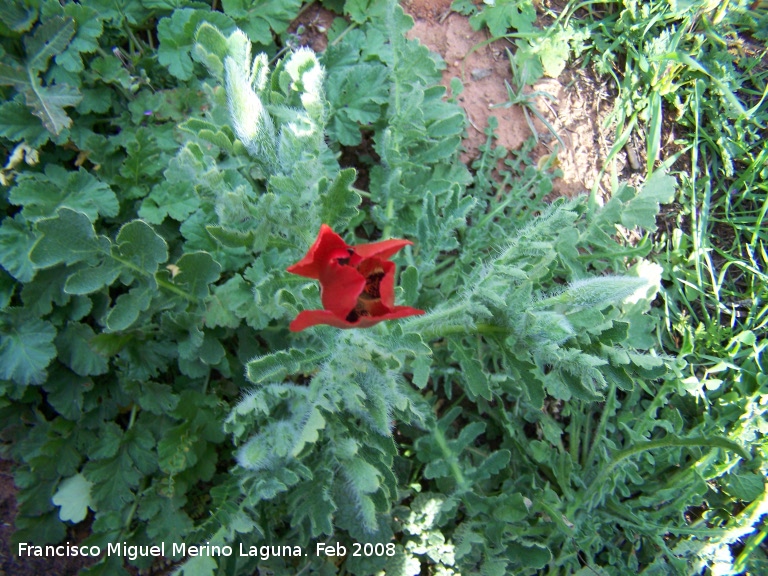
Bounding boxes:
[18,541,396,561]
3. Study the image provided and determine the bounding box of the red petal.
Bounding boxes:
[379,261,396,306]
[289,310,357,331]
[318,261,365,317]
[354,237,412,260]
[289,305,425,331]
[354,306,425,328]
[286,224,351,279]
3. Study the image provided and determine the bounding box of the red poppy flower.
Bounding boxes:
[287,224,425,331]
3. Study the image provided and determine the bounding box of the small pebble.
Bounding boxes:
[471,68,492,80]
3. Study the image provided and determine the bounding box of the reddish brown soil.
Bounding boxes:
[403,0,639,198]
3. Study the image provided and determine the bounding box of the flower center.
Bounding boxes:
[345,267,385,323]
[360,271,384,300]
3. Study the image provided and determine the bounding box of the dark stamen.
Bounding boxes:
[362,271,385,299]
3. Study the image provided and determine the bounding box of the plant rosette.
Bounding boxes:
[287,225,424,331]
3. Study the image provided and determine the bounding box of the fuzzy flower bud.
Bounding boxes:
[224,38,276,164]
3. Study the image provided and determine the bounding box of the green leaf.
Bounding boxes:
[42,366,90,421]
[10,166,118,223]
[507,540,552,570]
[320,168,361,229]
[158,423,199,474]
[171,252,221,299]
[205,274,253,328]
[138,491,193,544]
[55,323,109,376]
[106,289,152,331]
[0,1,38,32]
[469,0,537,37]
[221,0,302,44]
[289,469,336,538]
[177,555,218,576]
[138,179,200,225]
[31,210,169,331]
[85,427,156,509]
[28,209,116,268]
[137,381,179,415]
[327,63,389,145]
[620,171,676,231]
[448,338,492,400]
[89,422,123,460]
[0,308,56,385]
[113,220,169,278]
[13,511,66,547]
[157,9,198,80]
[246,348,328,385]
[0,214,38,283]
[722,472,765,501]
[52,473,93,523]
[57,4,103,73]
[193,22,229,78]
[0,271,13,310]
[24,80,81,135]
[157,8,236,80]
[291,407,326,457]
[25,16,75,73]
[0,100,48,146]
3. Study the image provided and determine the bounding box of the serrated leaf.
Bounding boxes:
[24,79,82,135]
[0,100,48,146]
[246,348,327,385]
[327,63,388,145]
[138,180,200,225]
[158,423,199,474]
[291,407,326,456]
[476,449,512,481]
[194,21,229,63]
[13,511,66,547]
[0,1,38,32]
[25,16,75,73]
[0,308,56,385]
[90,422,123,460]
[52,473,93,523]
[57,5,103,73]
[11,166,118,223]
[289,470,336,538]
[320,168,361,229]
[411,354,431,389]
[448,338,492,400]
[343,457,382,494]
[42,366,90,421]
[56,323,109,376]
[138,381,179,415]
[469,0,537,37]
